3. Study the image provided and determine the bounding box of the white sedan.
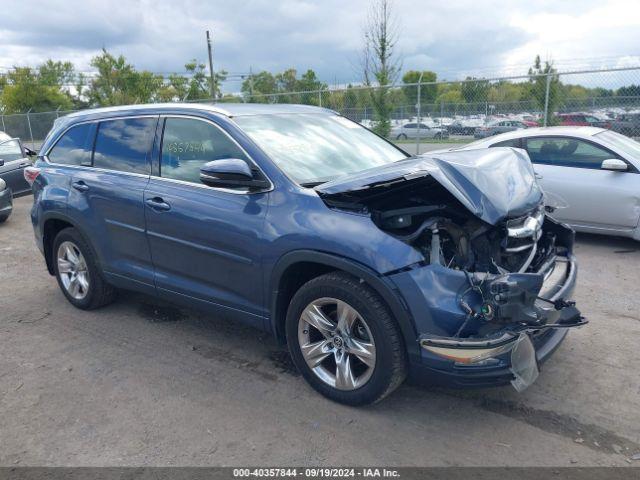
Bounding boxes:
[436,126,640,240]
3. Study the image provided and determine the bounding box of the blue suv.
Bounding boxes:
[28,104,585,405]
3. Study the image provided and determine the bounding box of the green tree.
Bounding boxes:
[0,65,73,113]
[241,71,277,102]
[528,55,562,124]
[298,69,326,105]
[87,49,163,106]
[361,0,402,137]
[402,70,437,107]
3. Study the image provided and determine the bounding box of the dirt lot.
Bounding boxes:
[0,195,639,466]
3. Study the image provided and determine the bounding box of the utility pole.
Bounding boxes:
[206,30,215,100]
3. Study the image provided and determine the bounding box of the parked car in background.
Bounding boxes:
[0,178,12,223]
[557,113,611,129]
[447,119,484,135]
[474,120,528,138]
[444,126,640,240]
[27,103,583,405]
[391,122,448,140]
[611,113,640,137]
[0,131,35,196]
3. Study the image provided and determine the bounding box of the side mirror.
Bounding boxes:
[601,159,627,171]
[24,146,37,157]
[199,158,269,190]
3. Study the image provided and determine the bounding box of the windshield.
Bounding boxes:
[233,113,408,184]
[595,130,640,159]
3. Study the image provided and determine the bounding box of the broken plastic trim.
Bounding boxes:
[418,310,587,365]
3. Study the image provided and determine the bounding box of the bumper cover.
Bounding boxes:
[391,252,582,389]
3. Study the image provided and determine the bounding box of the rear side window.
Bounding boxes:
[93,118,156,174]
[160,117,249,183]
[48,123,94,166]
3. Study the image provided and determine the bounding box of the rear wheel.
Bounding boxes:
[286,272,407,405]
[53,227,115,310]
[0,215,8,223]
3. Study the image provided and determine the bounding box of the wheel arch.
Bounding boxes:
[269,250,420,356]
[41,213,95,276]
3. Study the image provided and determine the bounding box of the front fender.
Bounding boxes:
[269,249,422,359]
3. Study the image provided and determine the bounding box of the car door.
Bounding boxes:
[144,115,269,323]
[66,116,158,291]
[403,123,417,138]
[524,136,639,232]
[0,138,31,195]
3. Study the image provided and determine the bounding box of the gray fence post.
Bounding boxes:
[543,73,552,127]
[1,115,4,133]
[318,89,322,107]
[416,74,423,154]
[26,109,35,149]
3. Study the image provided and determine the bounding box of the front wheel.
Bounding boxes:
[286,272,407,405]
[396,134,407,140]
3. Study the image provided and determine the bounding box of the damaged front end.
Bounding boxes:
[316,148,586,390]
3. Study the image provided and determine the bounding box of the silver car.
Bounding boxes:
[474,119,529,138]
[391,122,448,140]
[440,126,640,240]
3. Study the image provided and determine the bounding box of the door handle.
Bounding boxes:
[145,197,171,212]
[72,181,89,192]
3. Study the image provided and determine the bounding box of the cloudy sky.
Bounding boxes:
[1,0,639,88]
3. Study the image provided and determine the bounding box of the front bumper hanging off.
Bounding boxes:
[396,252,586,390]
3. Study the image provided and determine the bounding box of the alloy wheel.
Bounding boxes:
[298,297,376,391]
[57,241,90,300]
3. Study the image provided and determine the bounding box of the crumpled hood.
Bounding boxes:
[315,147,543,225]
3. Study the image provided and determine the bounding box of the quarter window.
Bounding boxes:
[525,137,615,169]
[93,118,156,174]
[160,117,249,184]
[48,123,94,166]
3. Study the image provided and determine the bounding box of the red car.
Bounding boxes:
[557,113,611,129]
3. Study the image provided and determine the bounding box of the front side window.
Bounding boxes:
[525,137,614,168]
[0,139,24,162]
[160,117,249,183]
[48,123,94,166]
[93,118,156,174]
[234,114,407,184]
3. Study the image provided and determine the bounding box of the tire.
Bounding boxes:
[434,132,442,139]
[52,227,115,310]
[396,134,407,140]
[286,272,407,405]
[0,215,8,224]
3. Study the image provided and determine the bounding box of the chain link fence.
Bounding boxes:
[3,66,640,152]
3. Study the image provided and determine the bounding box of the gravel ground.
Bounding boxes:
[0,195,639,466]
